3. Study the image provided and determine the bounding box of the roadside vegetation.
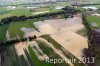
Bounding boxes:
[82,14,100,66]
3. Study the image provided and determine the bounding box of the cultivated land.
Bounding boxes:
[1,2,98,66]
[0,7,33,19]
[12,15,88,66]
[38,16,88,61]
[0,18,44,42]
[35,17,84,34]
[50,31,88,59]
[0,2,69,19]
[15,40,71,66]
[0,2,69,42]
[35,16,87,63]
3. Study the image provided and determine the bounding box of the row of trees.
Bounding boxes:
[0,35,37,45]
[82,14,99,66]
[0,15,28,25]
[82,14,92,40]
[62,6,80,15]
[0,6,80,26]
[0,6,80,45]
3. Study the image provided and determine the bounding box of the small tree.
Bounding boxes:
[33,35,37,39]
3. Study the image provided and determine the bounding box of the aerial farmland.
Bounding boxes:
[0,0,100,66]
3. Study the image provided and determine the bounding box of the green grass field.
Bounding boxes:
[8,20,35,38]
[0,2,68,43]
[36,7,49,12]
[0,24,9,42]
[75,7,85,12]
[0,5,61,19]
[51,2,70,7]
[86,16,100,29]
[28,46,54,66]
[33,2,67,14]
[0,2,69,19]
[0,18,44,43]
[0,7,32,19]
[0,7,10,14]
[41,35,61,49]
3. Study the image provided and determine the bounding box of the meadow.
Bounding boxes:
[0,18,44,43]
[28,46,55,66]
[0,6,46,43]
[0,2,70,43]
[86,16,100,29]
[0,2,69,19]
[0,7,33,19]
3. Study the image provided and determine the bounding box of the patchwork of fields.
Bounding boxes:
[0,18,44,43]
[0,2,69,19]
[0,2,71,43]
[0,1,100,66]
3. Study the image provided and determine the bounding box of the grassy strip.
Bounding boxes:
[8,18,43,38]
[76,28,87,38]
[28,46,54,66]
[0,18,44,43]
[0,8,32,19]
[41,34,61,49]
[41,35,87,66]
[24,48,35,66]
[19,55,29,66]
[75,7,85,12]
[36,40,70,66]
[0,24,9,43]
[61,47,87,66]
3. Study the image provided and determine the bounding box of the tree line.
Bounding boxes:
[82,14,99,66]
[0,6,80,26]
[0,6,80,45]
[0,35,37,45]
